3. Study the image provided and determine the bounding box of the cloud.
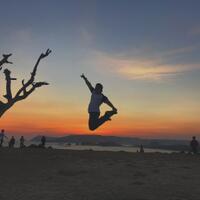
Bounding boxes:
[190,26,200,36]
[117,65,182,80]
[161,46,197,57]
[91,50,200,81]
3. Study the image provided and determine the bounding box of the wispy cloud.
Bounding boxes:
[161,46,197,57]
[92,51,200,81]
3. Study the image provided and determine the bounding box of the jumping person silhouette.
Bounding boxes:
[81,74,117,131]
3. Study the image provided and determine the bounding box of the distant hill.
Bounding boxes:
[31,134,190,151]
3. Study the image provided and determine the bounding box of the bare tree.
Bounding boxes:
[0,49,51,117]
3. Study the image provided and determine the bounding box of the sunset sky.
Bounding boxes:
[0,0,200,139]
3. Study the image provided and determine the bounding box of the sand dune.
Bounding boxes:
[0,148,199,200]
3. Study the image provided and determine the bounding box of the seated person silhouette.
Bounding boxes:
[81,74,118,131]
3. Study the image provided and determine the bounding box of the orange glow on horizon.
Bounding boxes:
[1,109,200,139]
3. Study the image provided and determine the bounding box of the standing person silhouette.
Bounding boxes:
[41,136,46,147]
[8,136,15,148]
[81,74,118,131]
[0,129,7,147]
[20,136,25,148]
[190,136,199,154]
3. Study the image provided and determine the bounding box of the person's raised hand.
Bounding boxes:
[81,73,86,79]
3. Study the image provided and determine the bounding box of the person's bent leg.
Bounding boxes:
[89,111,117,131]
[94,110,117,129]
[89,112,100,131]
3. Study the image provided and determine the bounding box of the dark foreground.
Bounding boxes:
[0,148,200,200]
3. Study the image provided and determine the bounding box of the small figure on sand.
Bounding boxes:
[139,144,144,153]
[8,136,15,148]
[20,136,25,148]
[190,136,199,154]
[0,129,7,147]
[81,74,118,131]
[40,136,46,147]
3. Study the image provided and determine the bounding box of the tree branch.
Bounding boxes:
[15,49,51,98]
[14,81,49,102]
[3,69,17,102]
[0,54,12,71]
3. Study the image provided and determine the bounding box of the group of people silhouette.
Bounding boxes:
[0,129,46,148]
[1,127,199,154]
[0,130,17,148]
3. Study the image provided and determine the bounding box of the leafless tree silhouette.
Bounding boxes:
[0,49,51,117]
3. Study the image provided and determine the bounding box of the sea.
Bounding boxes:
[51,143,175,153]
[1,139,179,153]
[6,140,176,153]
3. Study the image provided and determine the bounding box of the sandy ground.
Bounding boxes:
[0,148,200,200]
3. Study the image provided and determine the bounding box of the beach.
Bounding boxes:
[0,148,200,200]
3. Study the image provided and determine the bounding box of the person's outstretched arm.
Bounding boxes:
[81,73,94,93]
[104,97,117,112]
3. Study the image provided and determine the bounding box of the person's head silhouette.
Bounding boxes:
[95,83,103,94]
